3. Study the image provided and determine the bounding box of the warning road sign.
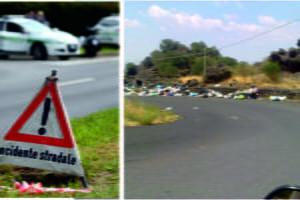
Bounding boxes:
[5,79,74,148]
[0,71,84,178]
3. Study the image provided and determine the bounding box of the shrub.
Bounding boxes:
[190,57,216,75]
[126,63,138,76]
[157,62,179,77]
[262,61,281,82]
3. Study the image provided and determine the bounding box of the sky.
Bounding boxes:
[125,1,300,65]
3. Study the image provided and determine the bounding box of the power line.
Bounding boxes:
[219,18,300,50]
[152,18,300,61]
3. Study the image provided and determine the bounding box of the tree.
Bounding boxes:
[262,61,281,82]
[190,41,207,54]
[150,50,164,67]
[164,51,189,69]
[206,46,221,59]
[218,56,238,67]
[190,57,217,75]
[190,58,204,75]
[126,62,138,76]
[160,39,182,52]
[236,62,251,84]
[177,43,189,52]
[157,62,179,77]
[141,56,153,69]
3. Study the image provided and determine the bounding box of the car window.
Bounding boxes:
[18,20,50,33]
[7,22,23,33]
[99,19,119,27]
[0,22,4,31]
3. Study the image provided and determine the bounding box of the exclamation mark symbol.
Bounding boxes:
[38,97,51,135]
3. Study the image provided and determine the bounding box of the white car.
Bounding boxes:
[93,15,119,46]
[0,16,80,60]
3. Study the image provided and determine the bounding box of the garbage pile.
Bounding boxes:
[125,84,287,101]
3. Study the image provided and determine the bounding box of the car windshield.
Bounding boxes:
[18,21,51,33]
[99,19,119,27]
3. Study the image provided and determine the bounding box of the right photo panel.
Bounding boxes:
[124,1,300,199]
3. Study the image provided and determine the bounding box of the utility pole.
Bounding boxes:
[203,48,206,79]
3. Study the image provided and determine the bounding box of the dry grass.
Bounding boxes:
[180,73,300,89]
[178,76,203,84]
[125,99,180,126]
[221,73,300,89]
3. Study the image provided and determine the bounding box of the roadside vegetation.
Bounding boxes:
[179,61,300,89]
[126,38,300,90]
[125,99,179,126]
[80,45,119,56]
[0,108,119,198]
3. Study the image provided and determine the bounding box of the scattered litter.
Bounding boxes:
[124,84,288,101]
[270,96,286,101]
[0,181,92,194]
[189,93,198,97]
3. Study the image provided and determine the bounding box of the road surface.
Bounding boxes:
[0,56,118,137]
[125,97,300,199]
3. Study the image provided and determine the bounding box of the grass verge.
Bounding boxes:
[80,45,119,55]
[125,99,180,126]
[0,108,119,198]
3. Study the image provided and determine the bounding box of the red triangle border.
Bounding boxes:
[4,81,74,148]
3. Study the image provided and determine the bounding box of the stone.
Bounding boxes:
[185,79,199,87]
[204,67,232,83]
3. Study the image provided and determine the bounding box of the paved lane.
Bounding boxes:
[125,97,300,199]
[0,56,119,137]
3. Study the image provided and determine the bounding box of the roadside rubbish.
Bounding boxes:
[0,181,91,194]
[270,96,286,101]
[124,84,287,101]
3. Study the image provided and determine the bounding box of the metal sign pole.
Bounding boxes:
[50,69,89,189]
[80,176,89,188]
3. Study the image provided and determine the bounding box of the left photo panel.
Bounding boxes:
[0,2,119,198]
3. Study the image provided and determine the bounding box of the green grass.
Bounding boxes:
[125,99,179,126]
[0,108,119,198]
[80,45,119,55]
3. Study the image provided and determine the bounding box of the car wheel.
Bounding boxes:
[32,44,48,60]
[84,46,97,57]
[58,56,70,61]
[0,54,9,59]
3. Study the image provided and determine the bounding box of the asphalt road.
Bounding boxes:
[125,97,300,199]
[0,56,118,137]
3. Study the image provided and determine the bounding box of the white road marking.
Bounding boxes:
[60,78,95,86]
[165,107,173,111]
[41,57,119,66]
[193,107,199,110]
[228,116,239,120]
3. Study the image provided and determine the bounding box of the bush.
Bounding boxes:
[218,56,238,67]
[262,61,281,82]
[190,57,216,75]
[234,62,255,84]
[190,58,204,75]
[157,62,179,77]
[126,63,138,76]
